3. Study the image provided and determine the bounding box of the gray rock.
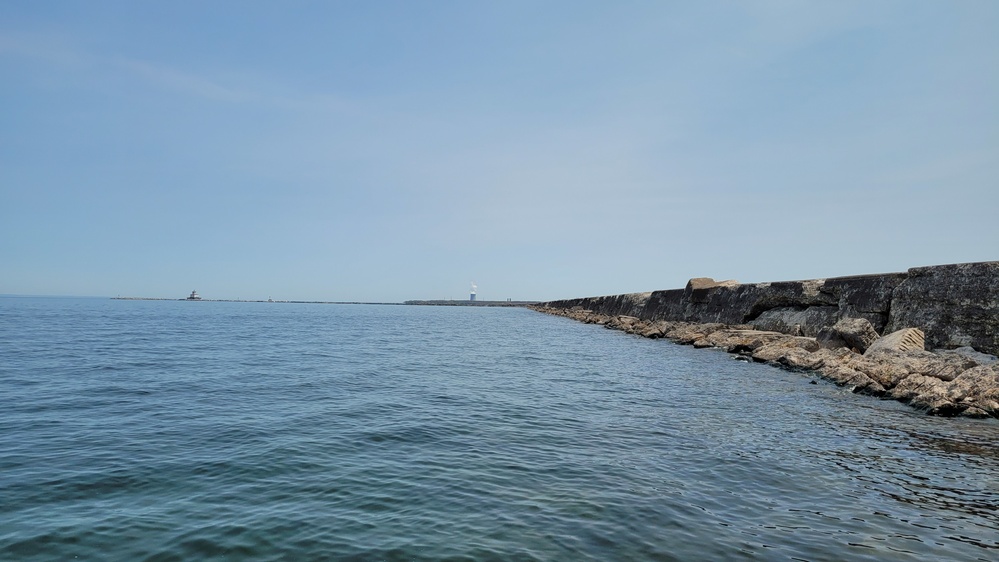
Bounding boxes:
[888,374,953,412]
[887,262,999,355]
[863,348,976,382]
[815,317,881,352]
[750,306,838,337]
[852,359,911,389]
[945,365,999,414]
[959,406,991,418]
[701,329,791,353]
[664,322,727,344]
[815,326,848,350]
[832,318,881,353]
[783,347,852,371]
[819,365,886,395]
[605,315,640,330]
[823,273,907,334]
[935,346,998,366]
[751,337,822,363]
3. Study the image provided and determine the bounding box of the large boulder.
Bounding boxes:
[819,365,886,395]
[696,329,792,353]
[751,337,822,363]
[883,361,998,416]
[945,365,999,417]
[664,322,727,345]
[606,315,641,330]
[816,317,881,352]
[834,318,880,352]
[774,347,852,371]
[865,328,925,355]
[816,326,848,350]
[888,374,954,413]
[863,348,976,382]
[839,355,911,389]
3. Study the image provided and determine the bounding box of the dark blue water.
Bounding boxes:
[1,297,997,561]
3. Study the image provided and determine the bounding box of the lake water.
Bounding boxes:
[1,297,997,560]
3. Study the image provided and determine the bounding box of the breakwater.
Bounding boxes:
[531,261,999,418]
[404,300,538,307]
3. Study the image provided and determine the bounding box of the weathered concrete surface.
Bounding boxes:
[530,261,999,419]
[886,262,999,353]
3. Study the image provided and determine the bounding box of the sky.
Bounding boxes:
[1,1,997,302]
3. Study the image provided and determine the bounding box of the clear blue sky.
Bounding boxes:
[2,1,997,302]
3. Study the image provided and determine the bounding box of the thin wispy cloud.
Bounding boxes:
[112,57,258,103]
[2,2,996,301]
[1,30,358,114]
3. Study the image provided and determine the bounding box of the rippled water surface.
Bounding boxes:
[1,297,997,560]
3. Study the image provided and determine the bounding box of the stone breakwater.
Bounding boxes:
[530,261,999,418]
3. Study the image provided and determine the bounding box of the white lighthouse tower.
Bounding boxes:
[470,282,477,302]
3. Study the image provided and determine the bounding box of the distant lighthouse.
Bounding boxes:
[470,282,477,302]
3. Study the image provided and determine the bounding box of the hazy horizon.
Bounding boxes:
[3,255,998,303]
[3,1,997,302]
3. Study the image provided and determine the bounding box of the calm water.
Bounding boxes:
[1,297,997,561]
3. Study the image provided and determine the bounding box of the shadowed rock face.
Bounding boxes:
[751,306,838,337]
[887,262,999,354]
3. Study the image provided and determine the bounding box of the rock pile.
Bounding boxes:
[530,305,999,419]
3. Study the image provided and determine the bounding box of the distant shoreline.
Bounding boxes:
[111,297,403,305]
[403,300,538,307]
[109,297,538,307]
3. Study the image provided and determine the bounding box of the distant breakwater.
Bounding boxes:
[111,297,403,305]
[404,300,538,308]
[531,261,999,418]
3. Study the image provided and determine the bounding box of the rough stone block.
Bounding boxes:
[865,328,925,355]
